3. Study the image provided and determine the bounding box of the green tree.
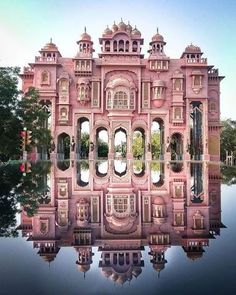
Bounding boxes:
[132,132,144,159]
[0,164,22,237]
[0,67,52,161]
[97,138,108,158]
[151,132,161,159]
[80,132,89,158]
[220,119,236,162]
[0,67,22,161]
[17,87,52,155]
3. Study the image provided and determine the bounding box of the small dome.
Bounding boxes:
[152,28,164,43]
[126,21,132,33]
[42,38,59,51]
[103,25,113,36]
[77,264,91,273]
[185,44,201,53]
[112,21,118,32]
[81,27,91,41]
[118,19,127,31]
[132,26,141,36]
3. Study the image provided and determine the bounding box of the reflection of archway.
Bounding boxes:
[170,133,183,160]
[132,128,145,160]
[96,127,108,158]
[77,117,90,159]
[57,133,70,160]
[151,162,164,187]
[114,128,127,158]
[95,160,108,177]
[190,101,203,160]
[77,161,89,187]
[152,118,164,160]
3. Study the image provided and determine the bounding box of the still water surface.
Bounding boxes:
[0,161,235,295]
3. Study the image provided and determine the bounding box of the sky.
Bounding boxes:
[0,0,235,119]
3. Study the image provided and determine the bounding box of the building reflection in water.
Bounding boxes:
[18,160,225,283]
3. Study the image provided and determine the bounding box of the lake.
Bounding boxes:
[0,161,235,295]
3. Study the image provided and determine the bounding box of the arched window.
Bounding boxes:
[105,40,110,52]
[113,40,117,52]
[174,79,181,91]
[119,40,124,52]
[132,41,138,52]
[125,41,129,52]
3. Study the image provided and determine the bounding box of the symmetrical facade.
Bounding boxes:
[20,20,224,161]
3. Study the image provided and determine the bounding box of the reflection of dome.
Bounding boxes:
[77,263,91,273]
[101,269,113,278]
[152,28,164,43]
[41,254,56,263]
[132,267,142,278]
[186,251,203,261]
[185,44,201,53]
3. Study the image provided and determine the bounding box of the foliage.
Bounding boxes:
[132,132,144,159]
[80,132,89,158]
[151,132,161,159]
[97,138,108,158]
[0,67,52,161]
[0,67,22,161]
[0,164,22,237]
[221,165,236,185]
[220,119,236,162]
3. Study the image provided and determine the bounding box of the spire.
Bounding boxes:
[50,37,52,44]
[84,26,87,33]
[156,27,159,34]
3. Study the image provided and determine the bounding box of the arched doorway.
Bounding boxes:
[57,133,70,160]
[96,127,108,158]
[170,133,183,160]
[77,117,90,159]
[132,128,145,160]
[151,118,164,160]
[114,128,127,158]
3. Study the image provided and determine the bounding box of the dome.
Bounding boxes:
[81,27,91,41]
[151,28,164,43]
[103,25,113,36]
[185,44,201,53]
[42,39,59,51]
[118,19,127,31]
[112,21,118,32]
[77,264,91,273]
[186,251,203,261]
[153,196,165,205]
[126,21,132,33]
[132,26,141,36]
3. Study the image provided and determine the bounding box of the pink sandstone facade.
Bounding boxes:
[20,20,224,162]
[18,161,224,282]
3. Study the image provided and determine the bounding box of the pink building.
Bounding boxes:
[20,20,224,162]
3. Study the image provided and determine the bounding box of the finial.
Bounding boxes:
[135,25,137,29]
[114,21,116,24]
[50,37,52,43]
[84,26,87,33]
[157,27,159,34]
[121,17,123,22]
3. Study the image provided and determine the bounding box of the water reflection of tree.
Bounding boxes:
[221,165,236,185]
[0,164,22,237]
[0,162,51,237]
[16,162,51,216]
